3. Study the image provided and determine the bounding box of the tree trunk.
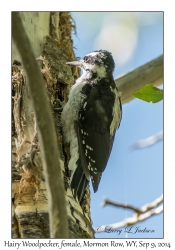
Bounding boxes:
[12,11,94,239]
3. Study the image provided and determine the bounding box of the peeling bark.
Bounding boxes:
[12,12,94,239]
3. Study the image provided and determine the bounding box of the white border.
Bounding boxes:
[0,1,174,248]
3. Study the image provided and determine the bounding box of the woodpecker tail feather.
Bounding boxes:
[70,162,88,204]
[91,172,102,193]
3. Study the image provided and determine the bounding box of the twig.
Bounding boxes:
[95,205,163,233]
[115,55,163,104]
[95,195,163,233]
[102,200,142,214]
[130,130,163,150]
[139,194,163,213]
[12,12,68,238]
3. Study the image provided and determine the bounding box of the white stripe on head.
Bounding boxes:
[86,51,99,57]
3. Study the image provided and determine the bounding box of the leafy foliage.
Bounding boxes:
[132,84,163,103]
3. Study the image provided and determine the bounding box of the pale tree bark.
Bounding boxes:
[12,12,93,239]
[12,12,69,238]
[12,12,163,239]
[116,55,163,104]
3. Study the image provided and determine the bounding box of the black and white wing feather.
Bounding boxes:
[75,80,122,193]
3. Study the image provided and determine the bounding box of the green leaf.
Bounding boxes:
[132,84,163,103]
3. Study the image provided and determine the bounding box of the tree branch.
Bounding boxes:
[12,12,68,238]
[95,205,163,233]
[115,55,163,104]
[102,195,163,214]
[102,200,142,214]
[130,130,163,150]
[95,195,163,233]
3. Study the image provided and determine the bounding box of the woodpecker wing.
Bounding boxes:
[76,80,121,192]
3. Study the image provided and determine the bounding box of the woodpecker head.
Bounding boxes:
[66,50,115,80]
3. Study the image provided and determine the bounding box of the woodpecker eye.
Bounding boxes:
[84,56,89,63]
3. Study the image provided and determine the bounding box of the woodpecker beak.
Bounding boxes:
[66,60,82,67]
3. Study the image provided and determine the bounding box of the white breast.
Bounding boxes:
[61,73,87,143]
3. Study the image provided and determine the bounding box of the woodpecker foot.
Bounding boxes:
[53,99,65,112]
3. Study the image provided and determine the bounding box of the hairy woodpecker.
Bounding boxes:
[61,50,122,203]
